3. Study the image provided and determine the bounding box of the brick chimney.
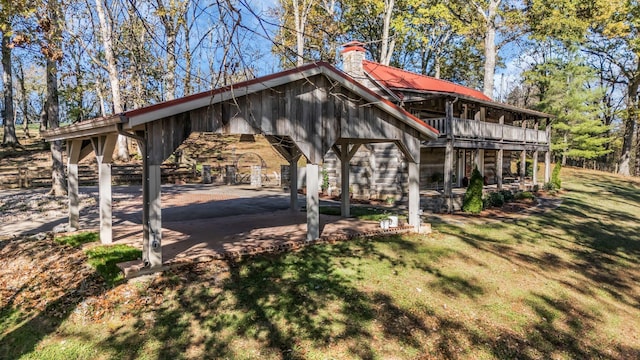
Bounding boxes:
[341,41,366,80]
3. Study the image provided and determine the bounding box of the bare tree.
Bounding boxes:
[41,0,66,196]
[94,0,129,160]
[379,0,395,65]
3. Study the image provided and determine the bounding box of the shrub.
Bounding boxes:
[515,191,535,201]
[462,167,484,214]
[499,189,514,203]
[484,192,505,208]
[551,163,562,189]
[543,182,554,191]
[533,184,539,193]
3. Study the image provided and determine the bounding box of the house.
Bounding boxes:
[324,41,552,212]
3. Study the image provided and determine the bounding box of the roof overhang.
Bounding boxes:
[43,62,439,142]
[42,115,123,142]
[395,89,554,119]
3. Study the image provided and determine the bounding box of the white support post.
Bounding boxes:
[92,135,116,245]
[147,164,163,268]
[98,161,112,244]
[67,140,81,231]
[444,141,454,212]
[339,143,360,218]
[340,149,350,217]
[444,100,454,213]
[68,163,79,230]
[306,163,320,241]
[497,149,504,190]
[533,150,539,186]
[520,150,526,190]
[408,161,420,232]
[289,157,299,211]
[544,151,551,183]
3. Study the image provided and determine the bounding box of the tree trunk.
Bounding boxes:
[379,0,395,65]
[481,0,498,98]
[293,0,306,67]
[619,77,639,176]
[46,1,66,196]
[95,0,128,161]
[2,34,20,147]
[17,62,30,138]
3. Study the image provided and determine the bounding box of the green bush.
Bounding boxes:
[499,189,514,203]
[551,163,562,189]
[484,192,505,208]
[462,167,484,214]
[515,191,535,200]
[543,182,554,191]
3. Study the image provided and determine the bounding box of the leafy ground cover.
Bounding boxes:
[1,167,639,359]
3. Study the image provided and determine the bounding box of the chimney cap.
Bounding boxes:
[341,41,366,53]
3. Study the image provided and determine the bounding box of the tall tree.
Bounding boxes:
[93,0,129,161]
[41,0,66,195]
[1,0,34,147]
[525,50,611,166]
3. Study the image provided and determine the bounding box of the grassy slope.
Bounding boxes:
[1,167,639,359]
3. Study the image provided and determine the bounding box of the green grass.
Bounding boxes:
[1,167,639,359]
[54,232,99,247]
[85,245,142,286]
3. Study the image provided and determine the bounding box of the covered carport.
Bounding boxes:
[43,62,438,270]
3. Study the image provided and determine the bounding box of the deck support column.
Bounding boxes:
[92,135,116,244]
[496,149,504,190]
[544,121,552,183]
[544,151,551,183]
[335,143,360,218]
[289,157,300,211]
[408,160,420,232]
[67,140,82,231]
[443,100,454,213]
[520,120,527,190]
[520,150,526,190]
[306,163,320,241]
[145,164,162,268]
[533,150,539,186]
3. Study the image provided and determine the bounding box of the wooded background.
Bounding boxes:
[1,0,638,184]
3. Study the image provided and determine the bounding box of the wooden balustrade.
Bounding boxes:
[423,117,549,144]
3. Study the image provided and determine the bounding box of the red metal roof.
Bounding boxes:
[363,60,492,101]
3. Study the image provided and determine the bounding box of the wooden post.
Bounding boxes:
[544,121,551,183]
[408,160,420,232]
[497,115,504,190]
[532,120,539,186]
[443,100,454,213]
[92,135,116,244]
[544,151,551,183]
[533,150,539,186]
[67,140,82,231]
[306,163,320,241]
[340,149,350,217]
[147,164,162,268]
[290,156,300,211]
[496,149,504,190]
[520,120,527,190]
[98,161,112,243]
[336,143,360,218]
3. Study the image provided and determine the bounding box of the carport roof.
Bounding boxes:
[43,62,439,142]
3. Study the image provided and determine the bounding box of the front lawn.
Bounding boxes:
[1,167,639,359]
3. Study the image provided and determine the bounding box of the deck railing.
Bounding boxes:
[424,117,549,144]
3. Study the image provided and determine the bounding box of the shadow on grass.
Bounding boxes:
[0,236,108,359]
